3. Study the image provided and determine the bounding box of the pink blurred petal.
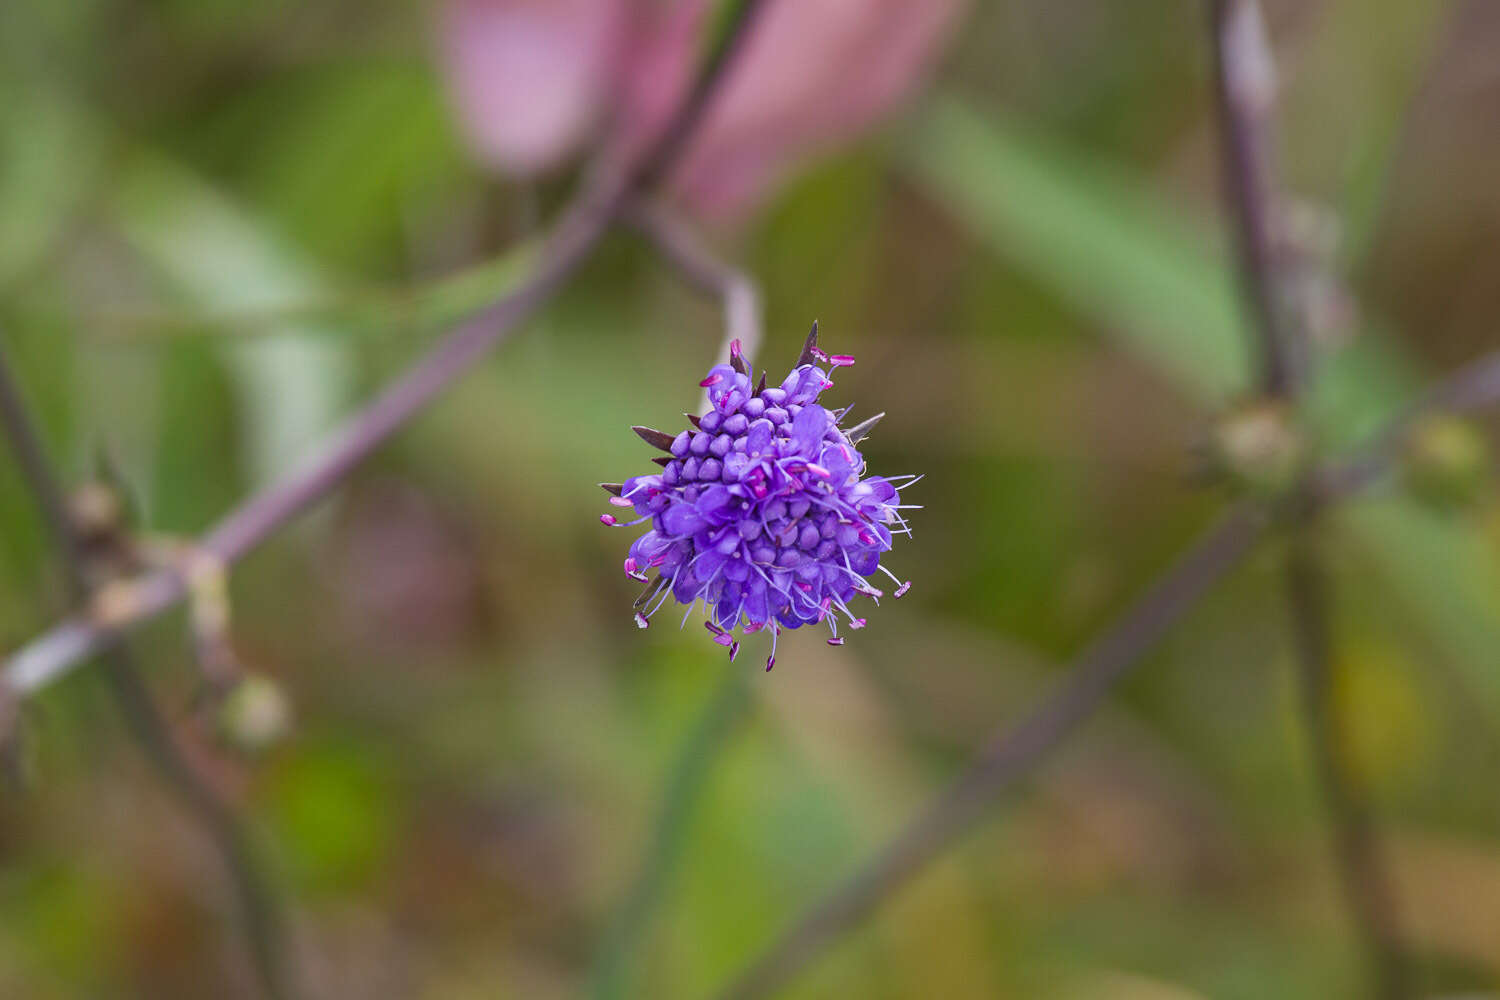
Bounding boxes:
[440,0,627,176]
[616,0,966,220]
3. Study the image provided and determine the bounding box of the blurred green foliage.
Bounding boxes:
[3,1,1500,998]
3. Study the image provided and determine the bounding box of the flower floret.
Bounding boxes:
[603,330,915,670]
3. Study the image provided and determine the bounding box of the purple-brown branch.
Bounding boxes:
[1211,0,1297,396]
[1212,1,1410,995]
[1318,347,1500,502]
[0,0,769,697]
[625,199,763,380]
[713,503,1267,1000]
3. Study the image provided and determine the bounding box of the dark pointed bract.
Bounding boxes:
[632,425,677,452]
[633,574,669,610]
[796,320,821,366]
[844,412,886,445]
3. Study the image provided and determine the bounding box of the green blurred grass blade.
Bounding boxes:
[1311,0,1454,264]
[88,240,538,344]
[111,152,354,487]
[109,151,538,485]
[590,667,752,1000]
[905,95,1252,405]
[0,90,109,295]
[219,62,467,275]
[394,243,539,333]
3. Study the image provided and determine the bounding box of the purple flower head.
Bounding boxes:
[602,324,916,671]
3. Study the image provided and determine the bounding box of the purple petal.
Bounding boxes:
[672,569,701,604]
[695,548,729,579]
[714,581,744,628]
[790,404,830,456]
[662,502,710,536]
[695,484,735,518]
[742,582,770,625]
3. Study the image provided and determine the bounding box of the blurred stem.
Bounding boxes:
[1210,1,1411,993]
[1285,535,1411,999]
[590,668,753,1000]
[625,200,763,376]
[0,341,299,1000]
[712,503,1266,1000]
[95,658,298,1000]
[625,0,768,195]
[1318,347,1500,501]
[1210,0,1298,396]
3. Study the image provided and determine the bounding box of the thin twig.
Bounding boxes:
[590,668,752,1000]
[1285,538,1411,999]
[1210,0,1298,396]
[0,358,88,580]
[0,0,770,697]
[0,343,298,1000]
[625,200,763,371]
[624,0,770,198]
[97,660,297,998]
[712,503,1266,1000]
[1318,347,1500,502]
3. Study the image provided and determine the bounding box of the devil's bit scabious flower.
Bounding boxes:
[601,324,916,670]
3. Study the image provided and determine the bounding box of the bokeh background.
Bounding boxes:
[4,1,1500,997]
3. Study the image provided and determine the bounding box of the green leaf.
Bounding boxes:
[0,90,108,295]
[905,95,1251,405]
[111,151,355,487]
